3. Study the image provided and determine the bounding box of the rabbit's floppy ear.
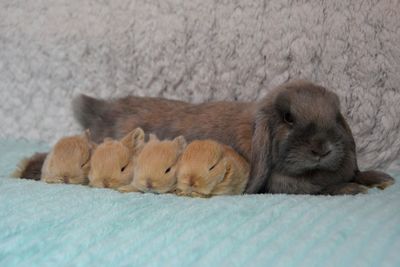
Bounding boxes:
[131,128,145,153]
[89,142,98,153]
[120,131,134,148]
[336,109,359,172]
[337,113,356,152]
[245,109,273,194]
[217,157,230,184]
[173,136,187,154]
[121,128,144,150]
[82,129,91,141]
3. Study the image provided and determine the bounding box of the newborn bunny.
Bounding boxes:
[89,128,145,189]
[73,80,394,195]
[176,140,249,197]
[118,134,187,194]
[41,130,94,184]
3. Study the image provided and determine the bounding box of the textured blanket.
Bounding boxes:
[1,140,400,267]
[1,2,399,266]
[0,0,399,171]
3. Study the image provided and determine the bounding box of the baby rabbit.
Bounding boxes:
[41,130,94,184]
[118,134,187,194]
[176,140,250,197]
[89,128,145,189]
[74,80,395,195]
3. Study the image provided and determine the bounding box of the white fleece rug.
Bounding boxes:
[0,0,399,170]
[0,139,399,267]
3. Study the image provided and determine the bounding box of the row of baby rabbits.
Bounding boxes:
[25,128,250,197]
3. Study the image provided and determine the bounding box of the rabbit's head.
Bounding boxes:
[133,134,187,194]
[246,80,357,193]
[89,128,145,189]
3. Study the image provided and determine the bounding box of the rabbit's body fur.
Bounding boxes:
[177,140,249,197]
[41,131,92,184]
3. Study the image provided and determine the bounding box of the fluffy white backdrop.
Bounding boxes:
[1,0,399,170]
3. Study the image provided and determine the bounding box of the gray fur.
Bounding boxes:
[0,0,399,171]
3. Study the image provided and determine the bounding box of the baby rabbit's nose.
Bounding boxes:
[146,180,153,189]
[311,142,332,158]
[103,180,110,188]
[63,175,69,183]
[188,176,195,187]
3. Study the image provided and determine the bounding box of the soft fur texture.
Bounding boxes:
[41,131,93,185]
[89,128,145,189]
[1,139,400,267]
[74,80,395,194]
[73,93,254,159]
[12,152,47,181]
[177,140,249,197]
[248,80,360,194]
[119,135,187,194]
[0,0,399,172]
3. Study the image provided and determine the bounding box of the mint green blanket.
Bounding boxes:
[0,139,399,267]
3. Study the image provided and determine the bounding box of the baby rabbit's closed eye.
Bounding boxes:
[125,134,187,194]
[41,130,94,185]
[89,128,145,189]
[176,140,249,197]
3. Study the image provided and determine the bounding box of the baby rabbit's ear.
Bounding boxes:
[90,142,98,152]
[174,136,187,154]
[82,129,91,142]
[121,130,137,149]
[121,128,145,151]
[82,129,98,152]
[132,128,145,153]
[217,157,230,184]
[149,133,159,142]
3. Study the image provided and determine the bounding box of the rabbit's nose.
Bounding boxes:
[103,180,110,188]
[63,175,69,183]
[146,180,153,189]
[311,142,332,158]
[188,176,195,187]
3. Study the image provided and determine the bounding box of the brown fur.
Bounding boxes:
[176,140,249,197]
[89,128,145,189]
[119,135,187,194]
[73,80,395,195]
[73,94,254,162]
[41,130,94,184]
[12,152,47,180]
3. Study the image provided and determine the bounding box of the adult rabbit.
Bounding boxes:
[73,80,394,194]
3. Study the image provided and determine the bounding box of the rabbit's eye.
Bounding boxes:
[209,164,217,171]
[165,167,171,174]
[121,165,127,172]
[283,112,294,125]
[81,161,89,168]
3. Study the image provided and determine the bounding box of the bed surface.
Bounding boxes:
[0,139,399,267]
